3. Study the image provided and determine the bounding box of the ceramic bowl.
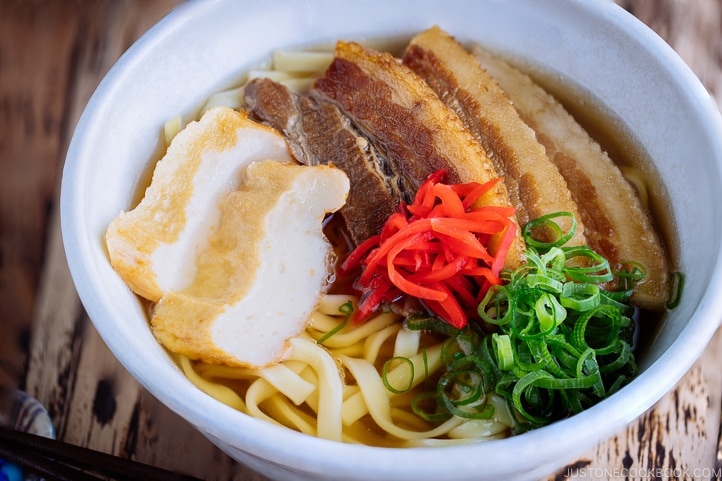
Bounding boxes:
[60,1,722,480]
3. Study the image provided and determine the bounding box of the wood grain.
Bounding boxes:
[617,0,722,105]
[0,0,76,389]
[1,1,262,479]
[1,1,720,480]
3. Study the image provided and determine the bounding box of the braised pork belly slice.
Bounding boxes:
[313,41,525,268]
[403,26,585,246]
[244,77,402,246]
[472,46,671,310]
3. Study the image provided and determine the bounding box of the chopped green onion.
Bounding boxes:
[474,215,640,428]
[598,341,634,375]
[405,212,676,431]
[599,290,633,311]
[535,292,567,332]
[382,356,414,394]
[411,391,452,422]
[510,370,557,424]
[666,271,685,309]
[539,247,567,273]
[477,285,512,326]
[615,261,647,291]
[526,273,564,293]
[437,359,494,419]
[571,305,623,355]
[561,246,614,284]
[405,314,463,335]
[560,282,600,311]
[492,333,514,370]
[317,301,354,344]
[522,211,577,249]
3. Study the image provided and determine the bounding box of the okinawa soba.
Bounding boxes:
[105,26,681,447]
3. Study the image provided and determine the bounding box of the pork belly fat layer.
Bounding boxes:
[472,45,671,310]
[403,26,585,247]
[314,41,525,268]
[244,77,401,246]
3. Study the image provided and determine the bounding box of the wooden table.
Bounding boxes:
[1,1,721,480]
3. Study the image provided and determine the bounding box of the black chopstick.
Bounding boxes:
[0,443,104,481]
[0,425,205,481]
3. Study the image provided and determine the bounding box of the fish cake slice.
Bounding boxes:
[106,106,351,367]
[106,107,292,302]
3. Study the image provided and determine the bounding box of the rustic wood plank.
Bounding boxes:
[616,0,722,107]
[11,1,722,480]
[20,2,264,479]
[23,0,182,423]
[0,0,79,390]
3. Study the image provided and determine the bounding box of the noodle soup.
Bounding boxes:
[62,1,722,480]
[107,28,678,448]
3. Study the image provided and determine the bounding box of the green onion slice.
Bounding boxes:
[492,333,514,371]
[561,282,600,311]
[381,356,414,394]
[317,300,353,344]
[522,212,577,250]
[410,212,678,430]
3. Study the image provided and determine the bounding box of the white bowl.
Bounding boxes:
[60,1,722,480]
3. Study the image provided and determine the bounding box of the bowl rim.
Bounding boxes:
[60,0,722,479]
